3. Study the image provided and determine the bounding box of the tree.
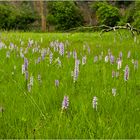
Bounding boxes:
[33,1,46,32]
[47,2,84,30]
[40,0,46,32]
[91,2,120,26]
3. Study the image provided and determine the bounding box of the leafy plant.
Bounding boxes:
[0,3,37,30]
[91,2,120,26]
[47,2,84,30]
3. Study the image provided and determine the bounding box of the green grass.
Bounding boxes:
[0,31,140,139]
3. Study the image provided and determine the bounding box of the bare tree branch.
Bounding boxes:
[65,23,140,36]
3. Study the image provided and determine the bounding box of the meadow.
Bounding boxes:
[0,31,140,139]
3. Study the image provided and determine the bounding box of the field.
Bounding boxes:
[0,31,140,139]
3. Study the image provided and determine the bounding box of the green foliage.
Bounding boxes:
[117,4,134,26]
[0,4,14,29]
[118,1,140,29]
[46,14,57,26]
[0,1,140,31]
[0,3,37,30]
[47,2,84,30]
[132,2,140,29]
[91,2,120,26]
[132,11,140,29]
[15,2,38,30]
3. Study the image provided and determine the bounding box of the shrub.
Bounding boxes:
[0,4,14,29]
[132,2,140,29]
[91,2,120,26]
[47,2,84,30]
[0,3,37,30]
[132,11,140,29]
[117,3,135,26]
[118,1,140,29]
[46,14,57,26]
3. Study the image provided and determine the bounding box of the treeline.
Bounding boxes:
[0,1,140,32]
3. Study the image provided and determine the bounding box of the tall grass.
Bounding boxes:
[0,31,140,139]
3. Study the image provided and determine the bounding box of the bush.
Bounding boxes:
[46,14,57,26]
[132,2,140,29]
[0,4,14,29]
[47,2,84,30]
[132,11,140,29]
[0,3,37,30]
[118,1,140,29]
[91,2,120,26]
[117,3,135,26]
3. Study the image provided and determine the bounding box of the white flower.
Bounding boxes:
[117,59,122,70]
[112,88,116,96]
[124,65,129,81]
[6,51,10,58]
[49,52,53,64]
[22,64,25,74]
[28,83,31,92]
[82,56,86,65]
[105,56,109,63]
[92,96,98,111]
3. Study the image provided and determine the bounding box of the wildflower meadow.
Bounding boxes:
[0,31,140,139]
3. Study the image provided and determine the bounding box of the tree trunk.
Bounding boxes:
[40,0,46,32]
